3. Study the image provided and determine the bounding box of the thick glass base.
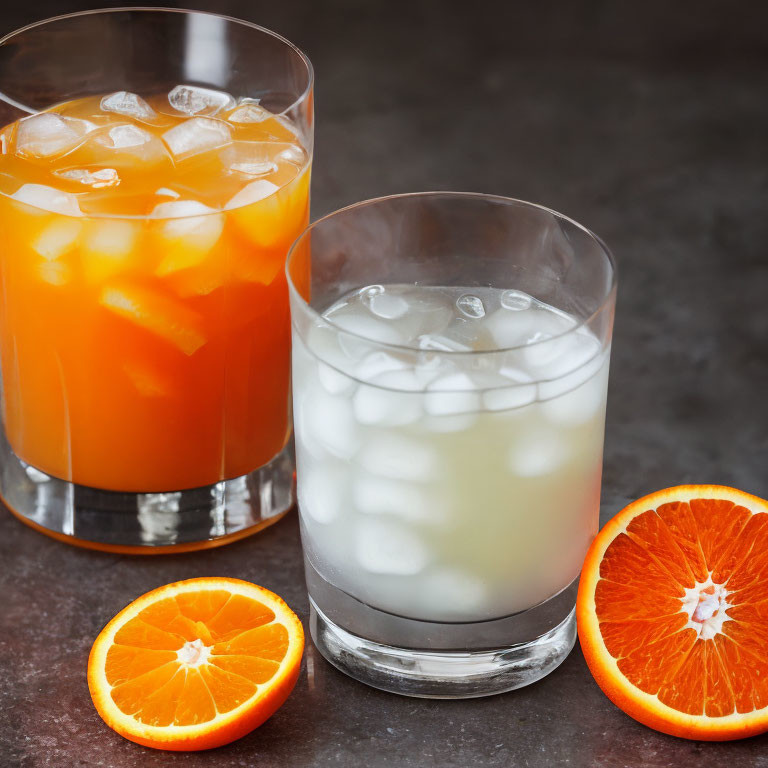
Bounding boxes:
[306,559,578,698]
[0,435,295,553]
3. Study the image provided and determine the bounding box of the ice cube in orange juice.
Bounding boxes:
[0,91,310,491]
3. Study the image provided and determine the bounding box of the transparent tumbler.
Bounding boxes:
[287,193,616,697]
[0,9,313,551]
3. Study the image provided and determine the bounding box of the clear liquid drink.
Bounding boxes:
[287,192,616,697]
[294,285,608,623]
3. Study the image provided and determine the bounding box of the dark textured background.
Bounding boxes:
[2,1,768,766]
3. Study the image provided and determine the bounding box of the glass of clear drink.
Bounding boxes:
[287,192,616,697]
[0,9,312,550]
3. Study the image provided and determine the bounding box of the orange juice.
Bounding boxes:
[0,89,310,492]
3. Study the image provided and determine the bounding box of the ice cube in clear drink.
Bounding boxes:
[355,518,429,575]
[357,433,438,482]
[299,461,347,524]
[296,387,360,460]
[353,473,448,524]
[353,371,423,426]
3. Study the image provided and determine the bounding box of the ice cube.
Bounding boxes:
[387,288,454,340]
[295,387,360,460]
[94,124,169,166]
[155,187,180,199]
[353,351,409,383]
[318,361,355,395]
[425,372,481,416]
[540,355,609,426]
[331,312,407,356]
[413,354,449,388]
[352,371,423,426]
[355,518,429,575]
[108,124,151,149]
[327,309,403,350]
[483,307,537,349]
[168,85,235,117]
[366,290,409,320]
[11,184,81,217]
[507,430,568,477]
[226,102,271,123]
[100,91,157,121]
[534,332,602,385]
[357,433,438,481]
[81,220,140,283]
[54,167,120,189]
[162,117,231,160]
[99,283,206,355]
[123,361,172,397]
[298,462,346,524]
[299,323,352,378]
[520,309,579,370]
[37,261,70,286]
[222,142,278,177]
[225,179,279,210]
[31,219,82,260]
[454,317,495,350]
[15,113,95,159]
[275,144,307,166]
[151,200,224,275]
[456,293,485,319]
[501,289,533,311]
[419,316,494,352]
[418,333,472,353]
[352,473,447,524]
[421,567,487,619]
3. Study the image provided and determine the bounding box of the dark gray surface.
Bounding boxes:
[2,1,768,766]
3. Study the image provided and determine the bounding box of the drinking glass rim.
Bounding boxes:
[286,190,618,357]
[0,7,314,221]
[0,7,314,118]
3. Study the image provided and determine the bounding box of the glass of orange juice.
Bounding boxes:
[0,9,313,550]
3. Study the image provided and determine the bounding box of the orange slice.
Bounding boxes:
[577,485,768,741]
[88,577,304,751]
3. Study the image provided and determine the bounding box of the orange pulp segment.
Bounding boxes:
[577,485,768,740]
[88,577,304,750]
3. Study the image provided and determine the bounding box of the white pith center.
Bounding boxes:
[680,574,732,641]
[177,638,212,667]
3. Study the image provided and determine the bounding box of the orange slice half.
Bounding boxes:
[577,485,768,740]
[88,577,304,751]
